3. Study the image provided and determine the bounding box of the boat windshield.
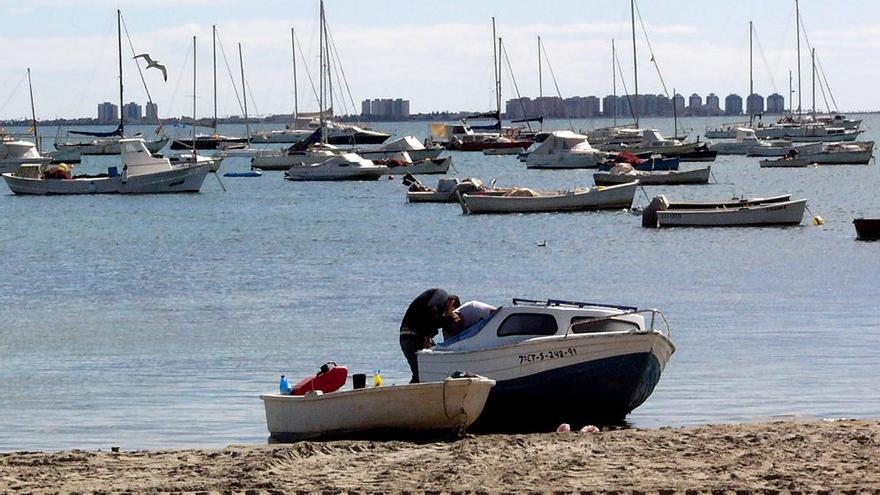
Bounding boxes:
[435,309,500,347]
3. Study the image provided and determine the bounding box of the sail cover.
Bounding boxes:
[69,125,123,137]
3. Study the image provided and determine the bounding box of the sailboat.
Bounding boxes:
[2,11,211,195]
[752,1,861,142]
[276,0,385,180]
[427,18,532,153]
[170,25,248,151]
[0,69,52,174]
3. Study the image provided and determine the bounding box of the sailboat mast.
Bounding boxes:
[212,25,217,132]
[796,0,801,121]
[537,36,542,98]
[27,68,39,152]
[239,43,250,145]
[811,48,816,121]
[612,39,617,127]
[749,21,754,124]
[291,27,298,121]
[192,36,197,155]
[673,87,678,139]
[319,0,327,144]
[117,9,124,137]
[630,0,639,128]
[492,17,500,118]
[324,4,333,120]
[497,36,503,119]
[789,70,793,115]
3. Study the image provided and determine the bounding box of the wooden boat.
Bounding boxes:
[593,166,710,186]
[404,175,500,203]
[642,194,806,228]
[260,376,495,441]
[418,298,674,429]
[598,154,679,171]
[854,218,880,240]
[459,181,636,214]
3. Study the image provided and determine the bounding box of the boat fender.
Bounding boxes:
[642,195,670,228]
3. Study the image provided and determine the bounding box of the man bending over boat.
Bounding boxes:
[442,300,499,341]
[399,288,458,383]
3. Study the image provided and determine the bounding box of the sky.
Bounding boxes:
[0,0,878,121]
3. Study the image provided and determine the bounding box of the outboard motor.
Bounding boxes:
[642,195,670,228]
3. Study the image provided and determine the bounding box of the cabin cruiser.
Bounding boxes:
[55,135,169,155]
[283,152,387,181]
[596,128,702,156]
[2,137,211,195]
[0,136,51,173]
[525,130,608,169]
[356,136,444,162]
[709,128,794,156]
[417,298,675,429]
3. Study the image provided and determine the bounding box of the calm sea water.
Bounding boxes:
[1,116,879,452]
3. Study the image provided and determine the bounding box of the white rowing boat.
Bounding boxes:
[260,376,495,441]
[458,181,636,214]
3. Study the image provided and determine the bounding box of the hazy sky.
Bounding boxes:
[0,0,877,120]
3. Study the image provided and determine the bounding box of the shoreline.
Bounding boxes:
[1,419,877,493]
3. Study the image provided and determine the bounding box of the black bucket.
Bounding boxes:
[352,373,366,389]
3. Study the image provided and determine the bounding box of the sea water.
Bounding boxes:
[1,116,878,451]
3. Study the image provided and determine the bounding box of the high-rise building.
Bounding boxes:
[724,94,743,115]
[360,98,411,119]
[122,102,142,122]
[688,93,702,114]
[97,102,118,124]
[706,93,721,115]
[746,93,764,115]
[673,94,685,115]
[766,93,785,114]
[145,102,158,121]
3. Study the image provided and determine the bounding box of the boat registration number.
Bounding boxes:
[518,347,577,364]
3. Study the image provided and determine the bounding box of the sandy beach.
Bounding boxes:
[1,419,877,494]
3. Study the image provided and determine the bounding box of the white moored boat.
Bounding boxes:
[378,153,451,175]
[418,298,674,429]
[405,176,498,203]
[357,135,444,162]
[642,194,806,227]
[525,130,607,169]
[759,141,874,167]
[0,136,51,173]
[458,181,636,214]
[709,128,793,156]
[593,165,711,186]
[261,376,496,441]
[2,138,211,195]
[284,152,387,181]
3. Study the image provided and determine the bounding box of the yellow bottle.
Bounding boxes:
[373,370,384,387]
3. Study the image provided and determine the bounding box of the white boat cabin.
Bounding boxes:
[434,298,657,353]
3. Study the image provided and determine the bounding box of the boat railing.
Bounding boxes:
[562,308,671,339]
[512,297,637,312]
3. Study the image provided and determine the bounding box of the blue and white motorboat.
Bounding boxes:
[417,298,675,430]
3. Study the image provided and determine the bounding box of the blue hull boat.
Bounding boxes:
[417,298,675,431]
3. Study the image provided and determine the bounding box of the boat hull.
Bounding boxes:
[759,149,873,167]
[593,166,710,186]
[2,164,209,195]
[526,152,606,169]
[459,140,531,152]
[459,181,636,214]
[383,157,451,175]
[419,332,674,429]
[170,137,247,150]
[655,199,806,227]
[854,218,880,241]
[260,377,495,441]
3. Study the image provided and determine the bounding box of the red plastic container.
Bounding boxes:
[292,364,348,395]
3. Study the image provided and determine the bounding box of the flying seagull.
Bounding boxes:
[133,53,167,81]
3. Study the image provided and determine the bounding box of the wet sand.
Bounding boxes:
[1,419,877,494]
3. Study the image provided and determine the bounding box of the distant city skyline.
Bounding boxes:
[1,0,878,120]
